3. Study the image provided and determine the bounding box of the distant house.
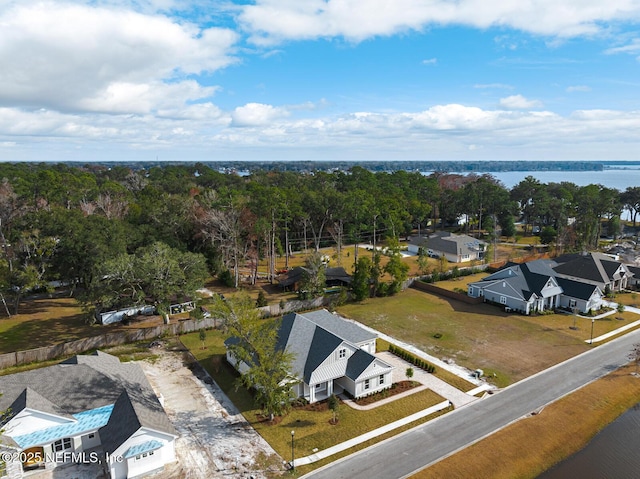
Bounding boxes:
[553,252,632,293]
[278,266,352,291]
[0,351,177,479]
[467,259,605,314]
[626,265,640,289]
[408,232,486,263]
[225,309,393,403]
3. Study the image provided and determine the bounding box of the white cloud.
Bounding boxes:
[605,38,640,55]
[0,2,238,114]
[422,58,437,65]
[231,103,290,126]
[238,0,640,44]
[4,103,640,160]
[499,94,543,110]
[566,85,591,92]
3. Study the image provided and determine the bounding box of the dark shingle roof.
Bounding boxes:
[100,391,142,455]
[2,388,75,426]
[303,327,343,381]
[345,349,376,380]
[279,266,351,288]
[556,277,600,301]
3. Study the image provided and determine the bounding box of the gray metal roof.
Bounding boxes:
[299,309,376,344]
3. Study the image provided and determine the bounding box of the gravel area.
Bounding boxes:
[139,348,283,478]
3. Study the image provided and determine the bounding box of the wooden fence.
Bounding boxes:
[411,280,483,304]
[0,317,219,370]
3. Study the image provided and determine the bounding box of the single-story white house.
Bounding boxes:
[225,309,394,403]
[0,351,177,479]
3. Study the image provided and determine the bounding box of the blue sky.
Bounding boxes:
[1,0,640,162]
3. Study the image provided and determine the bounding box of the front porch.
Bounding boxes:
[301,381,345,403]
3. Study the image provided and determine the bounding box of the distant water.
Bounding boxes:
[422,168,640,220]
[537,403,640,479]
[422,168,640,191]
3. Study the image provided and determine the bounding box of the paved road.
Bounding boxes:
[302,327,640,479]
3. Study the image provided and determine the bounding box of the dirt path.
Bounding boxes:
[139,349,282,478]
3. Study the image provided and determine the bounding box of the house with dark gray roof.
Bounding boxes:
[278,266,352,291]
[0,351,177,479]
[408,232,486,263]
[225,309,393,403]
[467,259,605,314]
[553,252,632,293]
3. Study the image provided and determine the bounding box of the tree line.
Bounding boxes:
[0,162,636,316]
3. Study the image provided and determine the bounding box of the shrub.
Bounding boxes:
[218,269,235,287]
[255,291,268,307]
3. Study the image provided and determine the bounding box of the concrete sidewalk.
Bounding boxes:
[587,301,640,343]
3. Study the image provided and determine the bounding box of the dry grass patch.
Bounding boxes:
[433,272,489,292]
[338,289,589,387]
[413,364,640,479]
[0,296,95,353]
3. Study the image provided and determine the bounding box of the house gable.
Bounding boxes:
[308,341,358,385]
[346,352,393,382]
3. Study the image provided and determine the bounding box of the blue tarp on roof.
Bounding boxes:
[13,404,114,449]
[123,440,163,459]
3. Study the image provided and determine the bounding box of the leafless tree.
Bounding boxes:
[95,193,129,220]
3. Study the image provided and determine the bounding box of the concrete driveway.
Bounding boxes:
[379,352,478,408]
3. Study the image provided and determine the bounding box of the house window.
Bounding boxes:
[569,299,577,308]
[53,438,72,453]
[379,374,385,385]
[88,433,95,439]
[500,296,507,305]
[338,348,346,359]
[135,451,155,461]
[468,287,474,295]
[364,379,370,390]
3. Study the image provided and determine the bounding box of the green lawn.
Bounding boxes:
[337,289,592,387]
[181,329,446,466]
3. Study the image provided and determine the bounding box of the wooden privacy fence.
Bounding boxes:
[0,316,219,370]
[411,280,483,305]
